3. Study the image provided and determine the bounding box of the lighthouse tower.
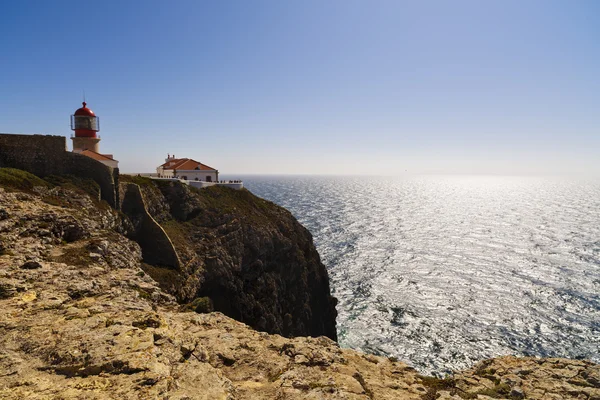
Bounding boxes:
[71,102,100,153]
[70,102,118,168]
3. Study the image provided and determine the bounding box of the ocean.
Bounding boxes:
[233,175,600,376]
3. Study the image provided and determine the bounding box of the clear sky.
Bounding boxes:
[1,0,599,175]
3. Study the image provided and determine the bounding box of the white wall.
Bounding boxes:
[188,181,243,190]
[156,166,220,182]
[156,167,175,178]
[172,170,218,182]
[100,159,119,169]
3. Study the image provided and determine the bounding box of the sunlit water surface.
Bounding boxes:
[233,175,600,375]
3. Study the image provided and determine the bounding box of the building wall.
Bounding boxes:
[100,159,119,169]
[0,133,119,208]
[156,166,218,182]
[72,137,100,153]
[188,181,243,190]
[175,170,218,182]
[156,167,174,178]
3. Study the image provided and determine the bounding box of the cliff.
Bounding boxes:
[0,170,599,400]
[120,176,338,340]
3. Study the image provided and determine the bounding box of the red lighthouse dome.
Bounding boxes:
[74,102,96,117]
[71,101,100,138]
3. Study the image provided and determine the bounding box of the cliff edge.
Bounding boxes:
[120,176,338,340]
[0,170,598,399]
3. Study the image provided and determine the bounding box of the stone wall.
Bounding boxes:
[62,152,119,209]
[0,134,67,177]
[120,182,181,269]
[0,133,119,207]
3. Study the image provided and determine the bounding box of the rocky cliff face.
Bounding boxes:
[0,173,599,400]
[121,176,338,340]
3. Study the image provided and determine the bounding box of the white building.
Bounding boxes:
[157,155,219,182]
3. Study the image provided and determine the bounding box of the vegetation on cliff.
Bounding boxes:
[120,175,338,340]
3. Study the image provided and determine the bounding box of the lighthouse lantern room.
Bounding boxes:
[70,102,118,168]
[71,102,100,135]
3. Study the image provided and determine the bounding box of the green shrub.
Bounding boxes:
[187,297,213,313]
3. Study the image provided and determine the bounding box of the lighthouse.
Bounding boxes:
[71,102,100,153]
[70,102,118,168]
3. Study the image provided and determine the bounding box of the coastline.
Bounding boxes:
[0,170,598,399]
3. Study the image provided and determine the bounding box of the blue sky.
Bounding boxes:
[1,0,599,175]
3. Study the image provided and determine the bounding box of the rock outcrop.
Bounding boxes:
[121,176,338,341]
[119,182,181,270]
[0,173,599,399]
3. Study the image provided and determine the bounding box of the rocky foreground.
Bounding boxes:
[0,184,599,399]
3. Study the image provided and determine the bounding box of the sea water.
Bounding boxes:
[234,175,600,375]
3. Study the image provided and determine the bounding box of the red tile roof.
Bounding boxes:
[160,158,185,169]
[196,163,217,171]
[160,158,216,171]
[81,149,116,161]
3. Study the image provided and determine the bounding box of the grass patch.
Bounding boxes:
[161,219,193,249]
[141,262,182,291]
[120,175,160,190]
[180,185,285,228]
[184,296,213,313]
[123,177,287,228]
[0,169,110,211]
[44,175,100,199]
[197,186,272,215]
[120,174,154,186]
[0,168,52,191]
